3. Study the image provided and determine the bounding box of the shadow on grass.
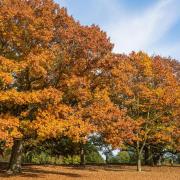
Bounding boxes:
[102,166,151,172]
[102,165,151,172]
[2,163,176,178]
[0,165,82,179]
[68,165,99,172]
[68,164,151,172]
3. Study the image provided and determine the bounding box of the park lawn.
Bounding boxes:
[0,165,179,180]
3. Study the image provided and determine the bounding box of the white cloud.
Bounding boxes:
[56,0,180,60]
[149,42,180,60]
[104,0,180,59]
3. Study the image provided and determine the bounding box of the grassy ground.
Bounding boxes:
[0,164,180,180]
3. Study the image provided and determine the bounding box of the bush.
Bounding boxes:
[63,155,80,164]
[117,151,130,163]
[86,151,104,164]
[108,151,131,164]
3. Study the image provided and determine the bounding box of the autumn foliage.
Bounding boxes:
[0,0,179,174]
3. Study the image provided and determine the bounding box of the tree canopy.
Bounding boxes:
[0,0,179,174]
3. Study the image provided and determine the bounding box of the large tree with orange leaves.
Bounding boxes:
[0,0,179,174]
[108,52,179,171]
[0,0,115,173]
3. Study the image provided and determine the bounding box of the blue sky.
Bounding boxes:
[55,0,180,60]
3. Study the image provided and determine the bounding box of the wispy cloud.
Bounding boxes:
[56,0,180,60]
[149,42,180,60]
[104,0,180,59]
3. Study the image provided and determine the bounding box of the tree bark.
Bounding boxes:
[80,144,85,166]
[105,154,109,164]
[7,139,23,174]
[153,154,162,166]
[71,155,74,165]
[144,145,153,166]
[136,140,143,172]
[55,156,57,165]
[157,155,162,166]
[144,146,148,165]
[137,153,142,172]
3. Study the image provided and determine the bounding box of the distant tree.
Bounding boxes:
[85,144,104,164]
[117,151,130,164]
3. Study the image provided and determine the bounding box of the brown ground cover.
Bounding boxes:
[0,164,179,180]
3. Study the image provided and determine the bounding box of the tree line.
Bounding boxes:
[0,0,179,174]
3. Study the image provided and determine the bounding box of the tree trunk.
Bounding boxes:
[144,146,153,166]
[170,159,173,166]
[144,146,148,165]
[71,155,74,165]
[80,144,85,166]
[136,141,143,172]
[105,154,108,164]
[7,139,23,174]
[153,154,162,166]
[137,153,142,172]
[55,156,57,165]
[157,155,162,166]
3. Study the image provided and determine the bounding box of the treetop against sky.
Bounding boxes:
[57,0,180,60]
